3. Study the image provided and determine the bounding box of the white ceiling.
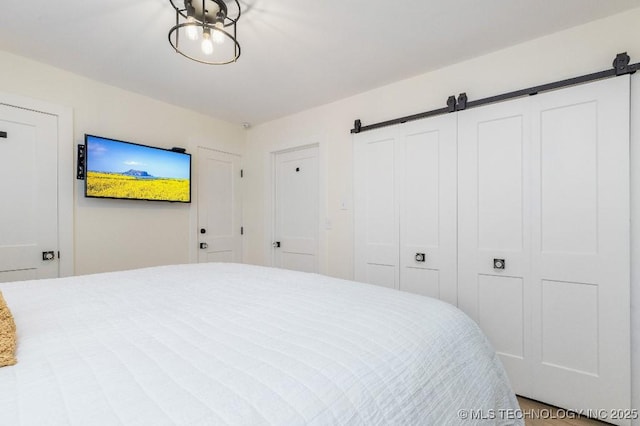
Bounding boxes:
[1,0,639,126]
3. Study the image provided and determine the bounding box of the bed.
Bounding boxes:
[0,263,521,425]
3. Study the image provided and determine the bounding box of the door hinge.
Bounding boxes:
[241,226,244,235]
[240,169,244,178]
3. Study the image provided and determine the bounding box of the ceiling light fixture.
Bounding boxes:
[168,0,241,65]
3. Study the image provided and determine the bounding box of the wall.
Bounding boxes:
[0,50,245,275]
[244,7,640,421]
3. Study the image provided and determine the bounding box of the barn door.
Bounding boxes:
[458,76,630,422]
[0,104,59,282]
[457,96,534,395]
[398,115,458,304]
[354,115,458,302]
[354,126,400,288]
[529,76,630,421]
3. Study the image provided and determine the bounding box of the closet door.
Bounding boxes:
[529,76,630,419]
[354,126,400,288]
[457,97,533,395]
[398,115,458,304]
[458,76,630,420]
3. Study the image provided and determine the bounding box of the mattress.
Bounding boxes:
[0,263,521,425]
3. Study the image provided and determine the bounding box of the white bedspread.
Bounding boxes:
[0,263,521,425]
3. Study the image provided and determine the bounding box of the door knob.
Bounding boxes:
[273,241,281,248]
[415,253,426,262]
[200,243,208,249]
[493,258,505,270]
[200,228,206,234]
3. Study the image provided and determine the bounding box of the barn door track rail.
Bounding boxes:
[351,52,638,134]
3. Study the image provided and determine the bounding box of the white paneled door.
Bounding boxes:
[0,104,59,282]
[529,77,630,419]
[458,76,630,423]
[354,115,458,302]
[197,147,242,263]
[398,116,457,304]
[273,145,319,273]
[457,97,533,394]
[354,126,400,288]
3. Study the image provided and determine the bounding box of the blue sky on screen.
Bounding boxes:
[86,136,190,179]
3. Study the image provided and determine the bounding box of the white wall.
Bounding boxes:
[244,7,640,420]
[0,50,245,275]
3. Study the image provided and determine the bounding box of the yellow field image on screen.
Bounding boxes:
[86,172,190,202]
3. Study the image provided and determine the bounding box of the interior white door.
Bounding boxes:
[0,104,59,282]
[273,145,319,273]
[529,76,630,421]
[457,97,533,395]
[197,147,242,263]
[354,126,400,288]
[399,115,458,304]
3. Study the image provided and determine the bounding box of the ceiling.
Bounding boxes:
[1,0,639,126]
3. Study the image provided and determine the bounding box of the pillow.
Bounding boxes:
[0,290,17,367]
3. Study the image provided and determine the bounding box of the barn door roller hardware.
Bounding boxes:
[351,52,638,134]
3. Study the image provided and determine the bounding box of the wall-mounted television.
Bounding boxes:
[84,134,191,203]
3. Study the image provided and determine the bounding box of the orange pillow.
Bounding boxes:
[0,291,17,367]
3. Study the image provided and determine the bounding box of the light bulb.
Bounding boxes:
[185,16,198,41]
[201,30,214,55]
[212,29,225,44]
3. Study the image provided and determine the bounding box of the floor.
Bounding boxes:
[517,397,609,426]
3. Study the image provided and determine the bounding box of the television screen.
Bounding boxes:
[84,134,191,203]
